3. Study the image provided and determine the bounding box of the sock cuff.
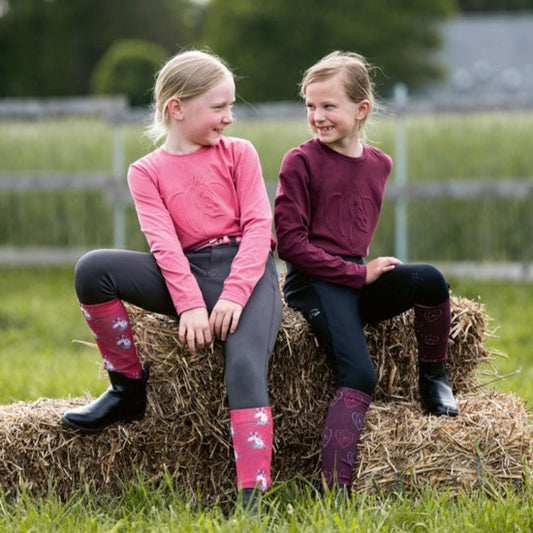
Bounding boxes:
[79,298,124,316]
[414,296,450,310]
[336,387,372,408]
[230,406,272,425]
[414,298,451,318]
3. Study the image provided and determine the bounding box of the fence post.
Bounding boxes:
[112,124,126,249]
[393,83,409,262]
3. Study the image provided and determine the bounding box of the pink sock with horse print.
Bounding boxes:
[230,407,273,492]
[79,298,143,379]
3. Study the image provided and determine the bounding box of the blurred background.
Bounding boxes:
[1,0,533,404]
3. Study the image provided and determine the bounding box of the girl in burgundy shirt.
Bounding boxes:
[274,51,457,495]
[62,50,282,510]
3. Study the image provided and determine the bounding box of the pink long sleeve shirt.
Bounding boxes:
[274,138,392,290]
[127,137,274,314]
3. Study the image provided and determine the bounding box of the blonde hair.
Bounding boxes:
[146,50,233,143]
[300,51,375,131]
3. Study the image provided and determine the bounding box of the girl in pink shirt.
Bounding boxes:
[62,50,282,511]
[274,51,457,498]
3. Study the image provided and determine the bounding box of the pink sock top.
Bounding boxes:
[230,407,273,492]
[128,137,274,314]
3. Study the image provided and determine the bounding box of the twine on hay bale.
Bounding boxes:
[0,293,530,503]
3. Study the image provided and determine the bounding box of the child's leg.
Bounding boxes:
[223,254,282,496]
[78,299,142,379]
[360,263,458,416]
[284,272,376,490]
[223,254,282,410]
[414,298,450,363]
[62,249,177,433]
[230,407,273,493]
[192,245,281,502]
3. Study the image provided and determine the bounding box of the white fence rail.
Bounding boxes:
[2,173,533,278]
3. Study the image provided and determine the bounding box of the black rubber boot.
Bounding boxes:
[61,363,149,434]
[419,361,458,416]
[331,485,352,508]
[238,488,261,515]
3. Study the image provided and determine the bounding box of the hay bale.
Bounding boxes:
[127,294,495,487]
[355,392,532,494]
[133,294,492,418]
[0,394,530,502]
[0,398,234,501]
[0,293,530,503]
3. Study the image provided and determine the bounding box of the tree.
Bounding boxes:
[90,40,167,107]
[201,0,457,102]
[0,0,202,97]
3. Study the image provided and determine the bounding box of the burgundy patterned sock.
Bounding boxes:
[79,299,143,378]
[321,387,371,489]
[230,407,273,492]
[414,298,451,363]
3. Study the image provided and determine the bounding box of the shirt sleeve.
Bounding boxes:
[219,140,273,307]
[274,149,367,290]
[127,163,206,314]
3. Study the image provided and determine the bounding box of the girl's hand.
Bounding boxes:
[209,299,243,341]
[365,256,402,284]
[178,307,212,354]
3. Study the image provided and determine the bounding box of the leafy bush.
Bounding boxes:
[90,39,167,107]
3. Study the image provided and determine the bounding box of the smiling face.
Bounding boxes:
[166,72,236,153]
[304,73,370,156]
[181,72,235,148]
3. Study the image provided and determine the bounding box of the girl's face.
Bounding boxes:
[169,73,235,152]
[304,73,370,156]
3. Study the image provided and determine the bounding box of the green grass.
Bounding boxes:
[4,111,533,181]
[0,268,531,531]
[0,118,152,173]
[450,278,533,404]
[0,267,107,402]
[2,111,533,182]
[0,478,531,532]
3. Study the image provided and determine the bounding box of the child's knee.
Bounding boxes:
[417,264,449,304]
[74,251,106,300]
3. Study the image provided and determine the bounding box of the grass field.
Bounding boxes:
[0,268,531,531]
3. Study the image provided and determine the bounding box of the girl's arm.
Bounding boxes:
[127,164,206,315]
[217,140,273,307]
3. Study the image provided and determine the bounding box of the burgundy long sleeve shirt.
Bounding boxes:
[274,138,392,290]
